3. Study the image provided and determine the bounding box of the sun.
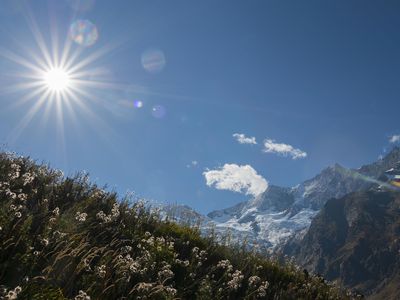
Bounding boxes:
[43,68,71,92]
[0,11,134,146]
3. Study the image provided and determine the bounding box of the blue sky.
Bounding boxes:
[0,0,399,214]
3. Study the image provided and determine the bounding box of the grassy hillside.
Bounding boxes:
[0,152,354,299]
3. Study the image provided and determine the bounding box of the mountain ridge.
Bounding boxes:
[205,147,400,248]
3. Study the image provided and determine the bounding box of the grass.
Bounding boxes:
[0,152,357,299]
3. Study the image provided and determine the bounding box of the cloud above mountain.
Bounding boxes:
[262,139,307,159]
[203,164,268,197]
[389,134,400,143]
[233,133,257,145]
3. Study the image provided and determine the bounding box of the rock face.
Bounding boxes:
[285,190,400,299]
[159,203,208,226]
[207,147,400,248]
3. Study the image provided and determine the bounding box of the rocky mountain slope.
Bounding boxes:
[207,147,400,249]
[284,190,400,299]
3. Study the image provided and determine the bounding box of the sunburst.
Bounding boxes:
[0,7,122,147]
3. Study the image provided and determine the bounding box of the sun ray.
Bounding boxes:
[23,9,53,69]
[7,89,51,144]
[59,34,74,70]
[0,48,45,74]
[0,82,44,97]
[55,91,66,160]
[49,7,60,70]
[66,44,115,73]
[4,86,48,111]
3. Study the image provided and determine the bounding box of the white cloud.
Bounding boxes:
[389,135,400,143]
[262,139,307,159]
[203,164,268,197]
[186,160,199,168]
[233,133,257,145]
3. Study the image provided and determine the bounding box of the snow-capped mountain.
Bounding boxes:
[206,147,400,248]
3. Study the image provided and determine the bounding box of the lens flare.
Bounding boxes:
[69,19,98,47]
[134,100,143,108]
[151,105,166,118]
[141,49,166,73]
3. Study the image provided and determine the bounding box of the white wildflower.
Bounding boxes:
[74,290,91,300]
[52,207,60,216]
[156,236,165,244]
[96,211,111,223]
[5,291,17,300]
[129,261,141,273]
[175,259,190,267]
[83,258,92,271]
[92,189,105,199]
[227,270,244,291]
[22,172,35,186]
[248,275,261,287]
[95,265,106,278]
[17,193,27,202]
[217,259,233,272]
[257,281,269,297]
[111,203,120,218]
[164,286,177,296]
[55,170,64,178]
[168,241,174,250]
[136,282,153,292]
[158,264,174,281]
[143,236,155,246]
[75,212,87,222]
[8,163,21,180]
[6,190,17,200]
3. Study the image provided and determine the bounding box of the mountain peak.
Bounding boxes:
[325,163,345,172]
[384,146,400,160]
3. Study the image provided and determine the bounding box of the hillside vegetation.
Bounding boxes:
[0,152,354,299]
